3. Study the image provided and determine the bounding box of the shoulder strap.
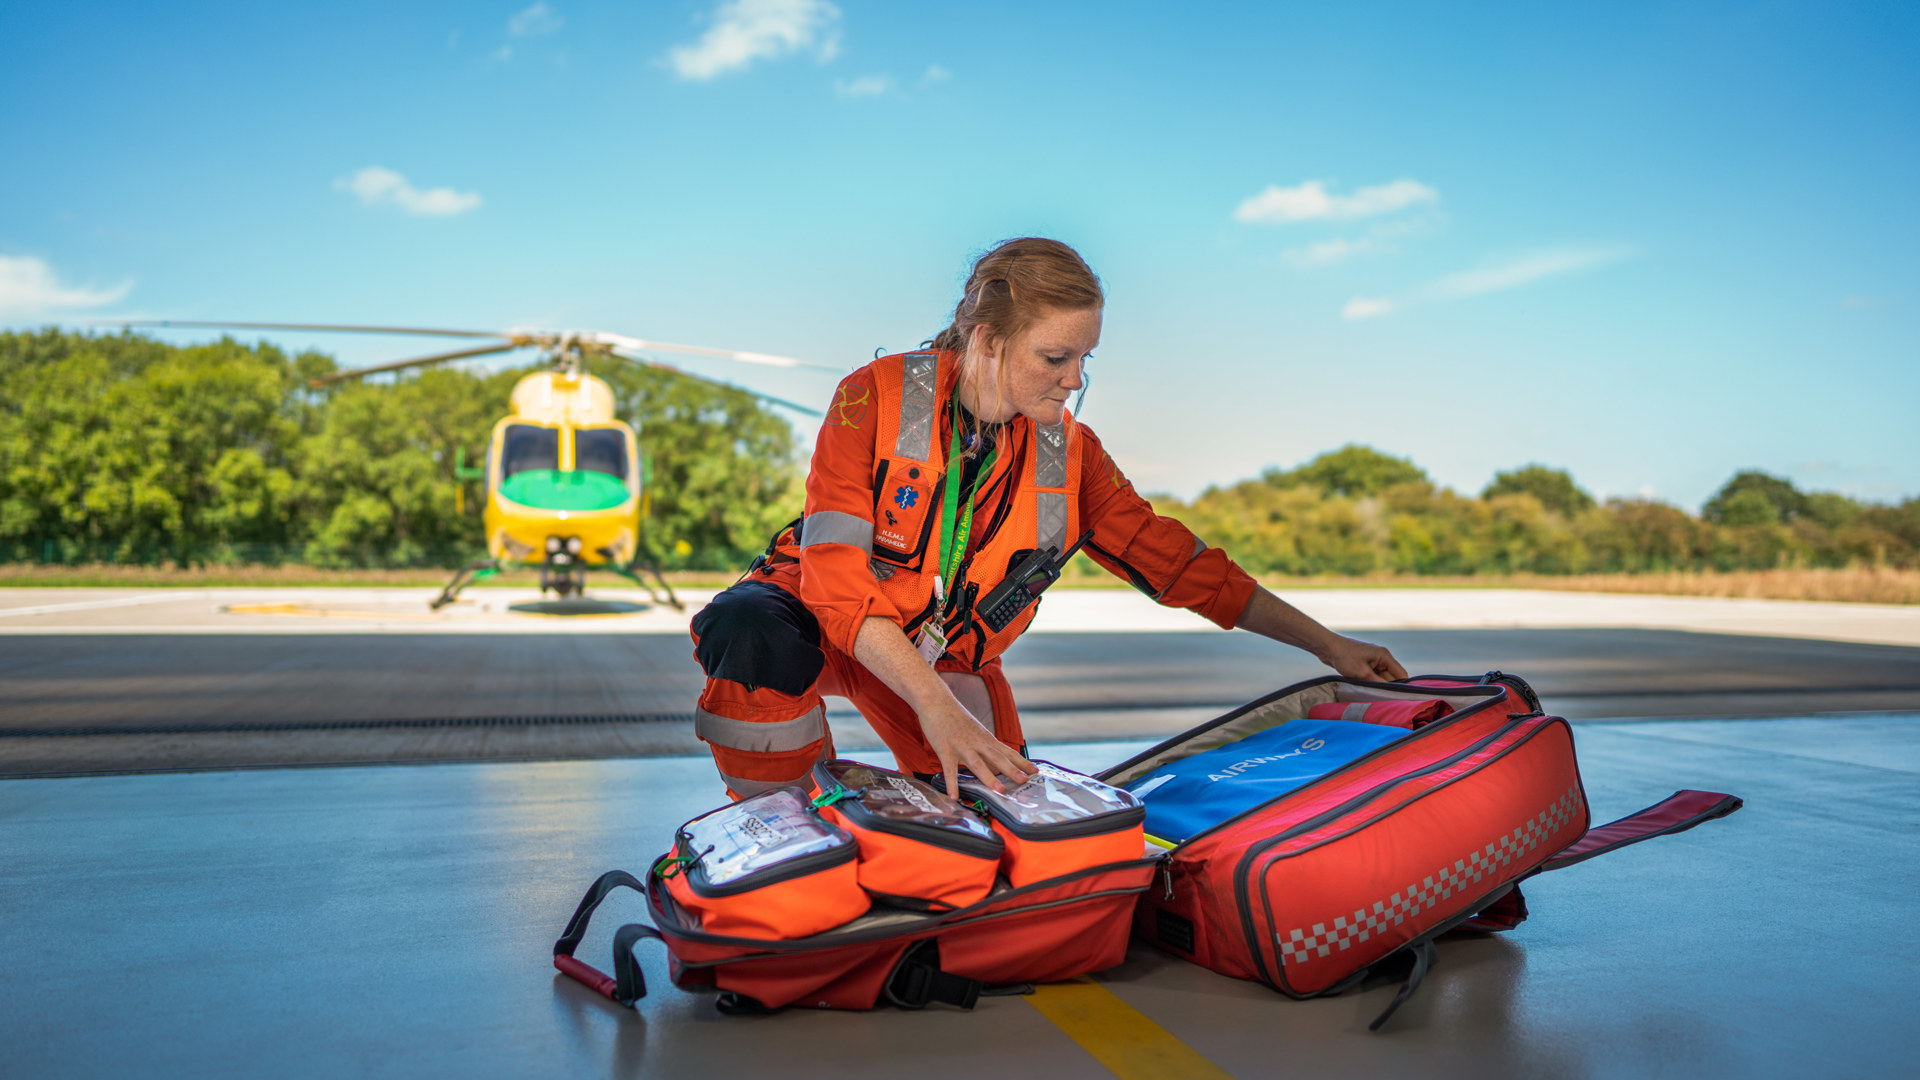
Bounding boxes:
[552,870,665,1008]
[883,940,984,1010]
[1535,789,1742,875]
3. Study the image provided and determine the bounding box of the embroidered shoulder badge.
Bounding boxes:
[829,381,871,428]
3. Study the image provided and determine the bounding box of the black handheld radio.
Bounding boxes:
[975,529,1095,632]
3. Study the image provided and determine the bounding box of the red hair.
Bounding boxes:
[928,238,1104,356]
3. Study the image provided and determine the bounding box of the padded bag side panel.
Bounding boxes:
[937,862,1153,985]
[1249,717,1587,996]
[707,939,915,1010]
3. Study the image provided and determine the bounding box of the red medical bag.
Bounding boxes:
[1103,671,1742,1029]
[555,857,1156,1013]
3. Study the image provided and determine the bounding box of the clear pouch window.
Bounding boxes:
[684,789,848,887]
[823,762,998,842]
[961,762,1140,827]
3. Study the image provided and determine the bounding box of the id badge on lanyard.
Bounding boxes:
[914,576,949,662]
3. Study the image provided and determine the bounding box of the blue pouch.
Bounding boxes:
[1124,719,1409,844]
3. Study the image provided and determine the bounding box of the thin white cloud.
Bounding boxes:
[1341,297,1395,320]
[335,167,482,217]
[1842,296,1885,309]
[0,255,131,318]
[1337,246,1626,321]
[1427,248,1624,299]
[921,64,950,84]
[834,74,890,97]
[666,0,841,81]
[1286,237,1374,268]
[1234,179,1438,224]
[508,2,563,37]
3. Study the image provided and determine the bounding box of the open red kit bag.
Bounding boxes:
[1102,671,1742,1029]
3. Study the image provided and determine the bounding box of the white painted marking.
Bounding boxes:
[0,591,208,618]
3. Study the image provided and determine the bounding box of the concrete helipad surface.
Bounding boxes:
[3,718,1915,1079]
[7,587,1920,776]
[5,585,1920,645]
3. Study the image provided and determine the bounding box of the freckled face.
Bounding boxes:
[971,307,1101,426]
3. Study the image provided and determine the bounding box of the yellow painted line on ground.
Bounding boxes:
[221,603,444,620]
[1025,977,1236,1080]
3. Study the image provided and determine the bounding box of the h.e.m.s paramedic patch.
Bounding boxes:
[1124,719,1410,844]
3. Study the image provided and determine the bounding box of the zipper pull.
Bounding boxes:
[1160,860,1176,901]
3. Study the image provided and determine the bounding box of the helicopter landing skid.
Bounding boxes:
[431,559,501,610]
[606,554,685,612]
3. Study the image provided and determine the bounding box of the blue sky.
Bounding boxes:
[2,1,1914,508]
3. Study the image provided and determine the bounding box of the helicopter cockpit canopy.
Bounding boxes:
[573,428,628,479]
[501,425,559,478]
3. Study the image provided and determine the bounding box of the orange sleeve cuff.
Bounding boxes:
[1156,547,1261,630]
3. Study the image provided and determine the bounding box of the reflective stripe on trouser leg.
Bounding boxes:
[1341,703,1371,724]
[697,682,829,798]
[695,705,826,754]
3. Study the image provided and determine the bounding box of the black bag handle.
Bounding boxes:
[552,870,664,1008]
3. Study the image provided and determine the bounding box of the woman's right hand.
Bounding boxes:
[917,697,1035,801]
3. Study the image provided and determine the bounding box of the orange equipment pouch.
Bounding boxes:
[960,762,1147,888]
[659,788,869,940]
[811,760,1005,910]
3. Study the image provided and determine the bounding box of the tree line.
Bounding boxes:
[0,329,802,569]
[4,330,1915,576]
[1158,445,1920,576]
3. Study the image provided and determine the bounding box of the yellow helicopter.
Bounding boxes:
[118,321,830,610]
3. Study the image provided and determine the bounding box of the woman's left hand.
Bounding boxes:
[1317,635,1409,682]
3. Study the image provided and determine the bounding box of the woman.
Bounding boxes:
[690,237,1406,800]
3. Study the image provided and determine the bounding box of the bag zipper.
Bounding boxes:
[1106,681,1510,850]
[652,855,1163,952]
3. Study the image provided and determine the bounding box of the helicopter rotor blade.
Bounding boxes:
[608,349,823,417]
[309,343,524,387]
[102,320,512,340]
[591,333,836,372]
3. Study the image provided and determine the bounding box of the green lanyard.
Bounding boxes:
[936,401,996,610]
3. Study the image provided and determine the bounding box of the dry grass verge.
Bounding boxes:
[1241,567,1920,605]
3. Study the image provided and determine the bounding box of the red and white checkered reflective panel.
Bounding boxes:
[1278,787,1582,967]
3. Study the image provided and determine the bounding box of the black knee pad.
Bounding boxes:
[691,581,827,697]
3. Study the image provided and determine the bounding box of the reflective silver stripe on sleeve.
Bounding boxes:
[1341,703,1372,724]
[798,510,873,553]
[716,771,808,799]
[897,352,939,461]
[1036,491,1068,556]
[694,705,825,754]
[1034,422,1067,488]
[1191,536,1208,561]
